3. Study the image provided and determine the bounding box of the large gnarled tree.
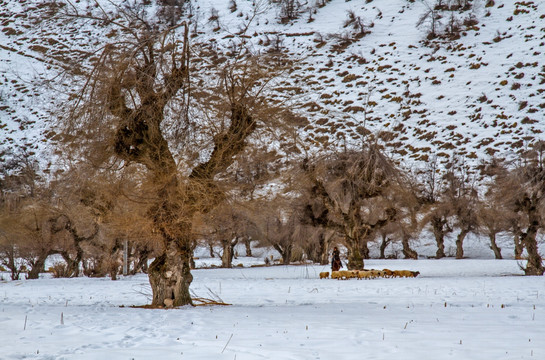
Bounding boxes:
[63,3,292,306]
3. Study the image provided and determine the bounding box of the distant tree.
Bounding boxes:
[417,1,442,40]
[0,213,26,280]
[300,145,400,270]
[381,172,423,260]
[478,158,516,259]
[420,155,453,259]
[296,171,334,265]
[198,203,256,268]
[0,149,56,279]
[443,156,479,259]
[377,226,395,259]
[277,0,301,23]
[476,203,511,259]
[253,198,297,265]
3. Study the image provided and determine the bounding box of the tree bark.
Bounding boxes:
[346,237,364,270]
[130,247,150,275]
[148,238,194,307]
[361,239,370,260]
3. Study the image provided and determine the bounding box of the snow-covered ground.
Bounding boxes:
[1,259,544,359]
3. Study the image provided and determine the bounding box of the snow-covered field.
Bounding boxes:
[1,259,544,359]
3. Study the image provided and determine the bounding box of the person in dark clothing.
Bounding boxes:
[331,247,342,272]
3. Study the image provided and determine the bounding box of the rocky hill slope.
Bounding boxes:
[1,0,544,173]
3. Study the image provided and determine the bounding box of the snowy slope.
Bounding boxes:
[1,0,544,171]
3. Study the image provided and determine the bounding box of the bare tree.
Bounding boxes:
[198,203,256,268]
[477,159,517,259]
[253,199,297,265]
[300,145,400,270]
[443,156,479,259]
[477,203,511,259]
[417,1,442,40]
[490,144,545,275]
[419,156,453,258]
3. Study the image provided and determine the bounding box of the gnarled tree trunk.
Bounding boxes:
[455,228,470,259]
[431,215,450,259]
[26,250,55,280]
[243,238,253,257]
[379,234,391,259]
[346,244,364,270]
[512,225,524,260]
[488,233,502,260]
[520,198,544,276]
[221,237,239,268]
[401,234,418,259]
[273,243,293,265]
[148,238,193,307]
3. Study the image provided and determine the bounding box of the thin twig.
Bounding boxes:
[222,333,233,353]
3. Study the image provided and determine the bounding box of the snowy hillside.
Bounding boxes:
[1,0,544,170]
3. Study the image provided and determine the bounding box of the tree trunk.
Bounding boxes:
[148,238,193,307]
[60,250,82,278]
[347,248,363,270]
[5,247,21,281]
[272,243,292,265]
[488,232,502,259]
[379,235,391,259]
[130,248,150,275]
[361,239,370,259]
[402,234,418,259]
[523,231,544,275]
[221,238,238,268]
[221,241,232,268]
[26,251,51,280]
[209,243,215,258]
[513,228,524,260]
[521,204,544,276]
[455,228,470,259]
[346,238,364,270]
[320,239,329,265]
[244,238,252,257]
[431,217,447,259]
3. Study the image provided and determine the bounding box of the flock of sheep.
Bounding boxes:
[319,269,420,280]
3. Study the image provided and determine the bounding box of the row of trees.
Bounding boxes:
[2,141,544,280]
